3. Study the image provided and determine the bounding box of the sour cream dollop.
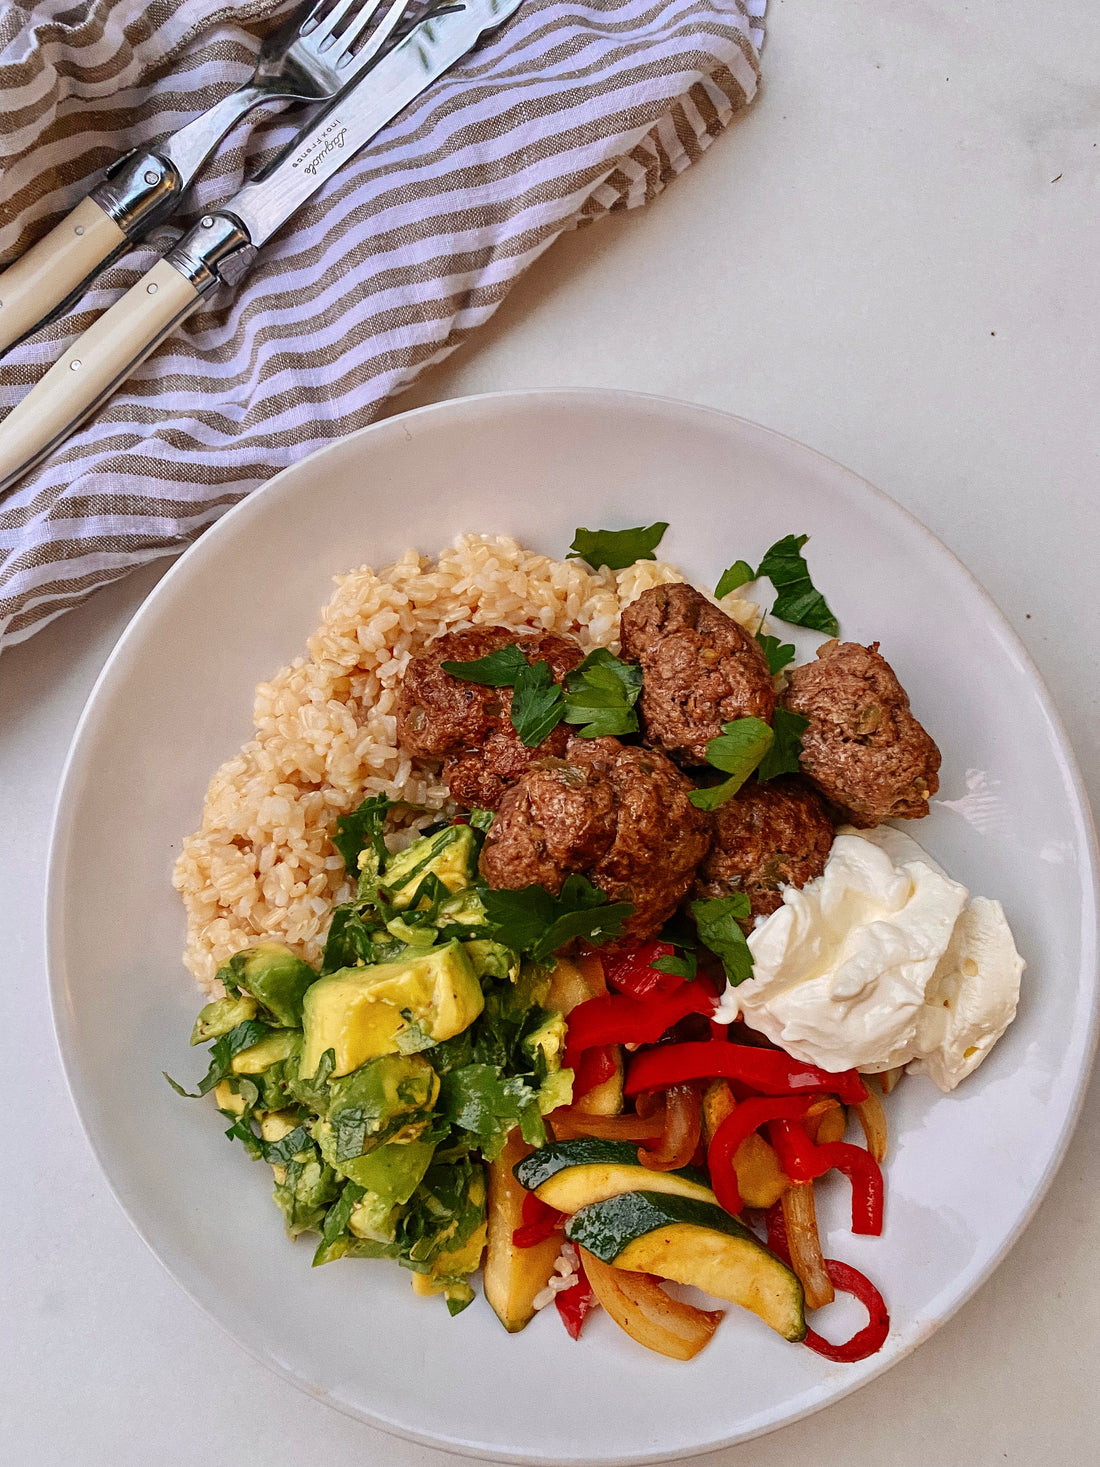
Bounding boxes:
[712,826,1024,1092]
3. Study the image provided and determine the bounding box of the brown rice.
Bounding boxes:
[173,534,758,994]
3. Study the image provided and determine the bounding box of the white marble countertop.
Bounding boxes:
[3,2,1098,1462]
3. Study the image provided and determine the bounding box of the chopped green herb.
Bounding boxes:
[261,1124,313,1166]
[757,708,809,782]
[690,893,755,987]
[562,647,643,738]
[509,660,566,747]
[479,873,633,962]
[756,631,796,676]
[715,560,755,599]
[468,808,495,833]
[651,951,698,981]
[440,643,529,687]
[755,535,839,636]
[438,1063,545,1158]
[689,716,775,811]
[567,523,669,571]
[333,794,394,876]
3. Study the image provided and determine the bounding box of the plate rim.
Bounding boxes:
[44,386,1100,1463]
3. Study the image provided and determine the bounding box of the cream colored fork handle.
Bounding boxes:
[0,258,201,494]
[0,198,128,354]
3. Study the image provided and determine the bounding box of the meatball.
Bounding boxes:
[619,583,776,766]
[692,777,836,922]
[480,736,711,943]
[782,640,941,827]
[395,626,583,809]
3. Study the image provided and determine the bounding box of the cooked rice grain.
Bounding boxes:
[173,535,757,993]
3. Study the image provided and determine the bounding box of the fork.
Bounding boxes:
[0,0,412,356]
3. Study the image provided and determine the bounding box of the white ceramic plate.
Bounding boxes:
[48,390,1098,1463]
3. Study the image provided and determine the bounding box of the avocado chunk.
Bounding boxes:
[230,1028,302,1075]
[381,824,479,908]
[220,941,317,1027]
[191,993,258,1044]
[299,940,484,1078]
[321,1053,440,1160]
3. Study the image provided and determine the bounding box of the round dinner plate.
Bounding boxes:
[48,390,1098,1463]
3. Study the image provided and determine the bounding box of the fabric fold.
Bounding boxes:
[0,0,764,648]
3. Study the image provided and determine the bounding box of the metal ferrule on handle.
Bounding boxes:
[0,213,253,496]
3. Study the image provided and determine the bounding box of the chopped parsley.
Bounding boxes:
[479,873,633,962]
[440,643,528,687]
[689,717,775,811]
[756,708,809,782]
[756,631,796,676]
[690,893,755,987]
[715,560,755,599]
[755,534,839,636]
[567,523,669,571]
[562,648,643,739]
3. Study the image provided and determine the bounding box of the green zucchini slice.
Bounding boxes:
[565,1190,806,1342]
[514,1139,715,1214]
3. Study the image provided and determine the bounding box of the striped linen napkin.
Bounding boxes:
[0,0,765,650]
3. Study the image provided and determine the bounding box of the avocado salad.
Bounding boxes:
[171,798,622,1314]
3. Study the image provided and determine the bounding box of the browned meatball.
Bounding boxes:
[619,583,776,766]
[692,777,836,922]
[480,736,711,944]
[782,640,941,827]
[395,627,584,809]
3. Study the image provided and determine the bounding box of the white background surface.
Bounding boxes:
[2,1,1097,1462]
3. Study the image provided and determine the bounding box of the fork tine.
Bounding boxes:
[305,0,370,50]
[297,0,341,38]
[335,0,411,69]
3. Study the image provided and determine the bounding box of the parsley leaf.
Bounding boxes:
[756,632,796,676]
[510,660,566,747]
[651,951,698,981]
[690,894,755,987]
[562,648,643,738]
[440,645,566,748]
[755,535,839,636]
[333,794,393,876]
[438,1063,546,1158]
[440,643,529,687]
[715,560,755,599]
[568,523,669,571]
[757,708,809,781]
[479,873,633,962]
[689,717,775,811]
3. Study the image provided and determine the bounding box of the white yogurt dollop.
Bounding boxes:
[712,826,1024,1092]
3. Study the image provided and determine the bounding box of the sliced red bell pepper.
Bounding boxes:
[570,1042,618,1100]
[555,1260,597,1340]
[602,941,681,1000]
[707,1096,815,1217]
[625,1040,868,1106]
[764,1203,890,1363]
[769,1119,884,1235]
[563,987,716,1070]
[513,1190,567,1249]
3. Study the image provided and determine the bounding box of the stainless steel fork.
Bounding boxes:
[0,0,412,355]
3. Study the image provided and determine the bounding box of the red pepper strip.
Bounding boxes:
[555,1260,597,1340]
[513,1191,567,1249]
[563,988,716,1071]
[602,941,680,999]
[707,1097,815,1217]
[769,1120,884,1236]
[625,1041,869,1106]
[764,1204,890,1363]
[570,1043,618,1100]
[803,1260,890,1363]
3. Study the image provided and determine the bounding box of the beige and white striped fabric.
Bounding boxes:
[0,0,765,649]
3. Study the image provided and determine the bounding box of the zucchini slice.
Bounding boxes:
[565,1191,806,1342]
[484,1130,562,1333]
[515,1139,716,1214]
